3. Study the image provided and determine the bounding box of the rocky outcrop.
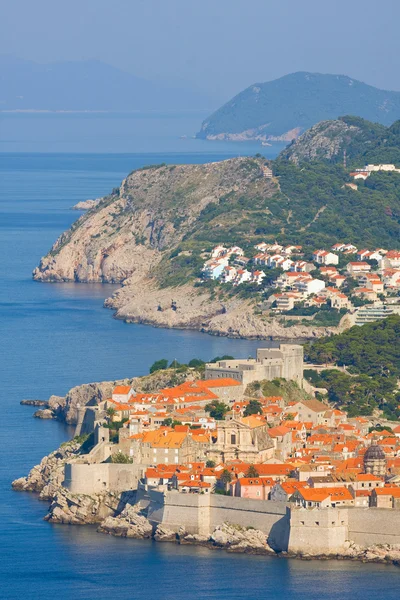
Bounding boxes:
[12,440,81,499]
[33,408,55,419]
[210,523,275,554]
[20,399,49,407]
[98,504,153,538]
[279,119,361,164]
[72,199,101,211]
[99,514,274,554]
[32,156,352,341]
[286,541,400,566]
[153,524,177,542]
[341,541,400,565]
[45,488,124,525]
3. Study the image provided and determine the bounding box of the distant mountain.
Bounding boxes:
[0,55,212,111]
[279,115,400,166]
[196,72,400,142]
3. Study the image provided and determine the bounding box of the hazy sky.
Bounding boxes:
[2,0,400,104]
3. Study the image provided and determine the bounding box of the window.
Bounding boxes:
[231,434,237,445]
[315,521,320,526]
[300,521,305,526]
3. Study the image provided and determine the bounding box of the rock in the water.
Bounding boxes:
[98,505,153,538]
[210,523,274,554]
[154,524,177,542]
[45,488,120,525]
[20,400,49,407]
[180,533,210,546]
[33,408,55,419]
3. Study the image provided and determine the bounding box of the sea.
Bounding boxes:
[0,112,398,599]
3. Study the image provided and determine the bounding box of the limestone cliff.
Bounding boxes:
[34,159,266,284]
[12,439,81,500]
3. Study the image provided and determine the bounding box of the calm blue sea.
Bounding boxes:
[0,116,398,599]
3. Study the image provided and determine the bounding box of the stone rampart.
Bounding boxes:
[347,507,400,547]
[289,508,348,555]
[63,463,143,494]
[146,491,289,548]
[146,493,400,554]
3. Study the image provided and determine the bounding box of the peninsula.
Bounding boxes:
[13,320,400,564]
[33,116,400,340]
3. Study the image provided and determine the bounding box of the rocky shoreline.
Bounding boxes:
[104,279,339,341]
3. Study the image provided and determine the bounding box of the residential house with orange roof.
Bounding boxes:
[291,486,354,508]
[112,385,135,403]
[370,486,400,509]
[231,476,276,500]
[270,480,308,502]
[268,425,292,460]
[290,399,329,426]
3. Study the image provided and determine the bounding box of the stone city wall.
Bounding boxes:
[146,493,400,554]
[146,491,290,548]
[63,463,143,495]
[347,508,400,547]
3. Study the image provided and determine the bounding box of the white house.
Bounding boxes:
[228,246,244,256]
[294,278,326,296]
[112,385,135,403]
[313,250,339,266]
[211,245,227,259]
[203,258,229,279]
[234,269,252,285]
[220,265,237,283]
[346,262,371,276]
[251,270,266,285]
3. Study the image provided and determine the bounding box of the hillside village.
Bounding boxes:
[202,240,400,326]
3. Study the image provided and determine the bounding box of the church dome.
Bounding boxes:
[364,444,386,461]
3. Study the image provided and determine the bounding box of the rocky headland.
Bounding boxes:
[32,156,346,341]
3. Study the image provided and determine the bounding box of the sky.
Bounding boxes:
[1,0,400,105]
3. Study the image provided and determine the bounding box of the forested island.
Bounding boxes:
[197,72,400,143]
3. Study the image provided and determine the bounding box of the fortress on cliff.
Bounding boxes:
[205,344,304,386]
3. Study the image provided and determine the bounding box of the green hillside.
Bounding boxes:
[304,316,400,418]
